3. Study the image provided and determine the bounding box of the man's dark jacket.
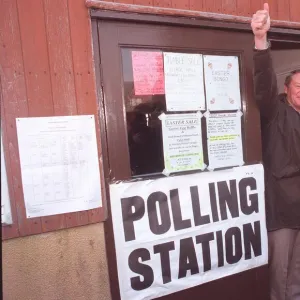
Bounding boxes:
[254,49,300,231]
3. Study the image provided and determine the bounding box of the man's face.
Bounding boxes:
[284,73,300,112]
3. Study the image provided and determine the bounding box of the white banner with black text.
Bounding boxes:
[109,164,268,300]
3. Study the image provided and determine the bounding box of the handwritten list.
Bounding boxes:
[132,51,165,95]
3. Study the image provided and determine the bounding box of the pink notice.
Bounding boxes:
[132,51,165,95]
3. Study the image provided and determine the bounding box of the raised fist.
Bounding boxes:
[251,3,271,40]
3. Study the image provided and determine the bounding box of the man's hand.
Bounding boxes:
[251,3,270,49]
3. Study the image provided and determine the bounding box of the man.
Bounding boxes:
[251,3,300,300]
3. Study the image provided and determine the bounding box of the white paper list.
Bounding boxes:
[16,115,102,218]
[164,53,206,112]
[206,112,244,170]
[1,132,13,225]
[204,55,241,111]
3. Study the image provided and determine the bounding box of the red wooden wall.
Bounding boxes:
[103,0,300,21]
[0,0,106,240]
[1,0,299,239]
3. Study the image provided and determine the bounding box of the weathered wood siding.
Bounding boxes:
[1,0,299,239]
[0,0,104,239]
[110,0,300,21]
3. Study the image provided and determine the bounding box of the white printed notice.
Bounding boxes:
[159,113,205,175]
[164,52,206,111]
[206,112,244,170]
[1,132,12,225]
[204,55,241,111]
[16,115,102,218]
[110,164,268,300]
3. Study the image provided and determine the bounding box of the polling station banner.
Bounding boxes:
[110,164,268,300]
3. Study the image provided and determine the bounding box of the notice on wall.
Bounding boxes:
[16,115,102,218]
[204,55,241,111]
[132,51,165,95]
[159,113,205,175]
[1,132,13,225]
[206,112,244,170]
[110,164,267,300]
[164,53,206,111]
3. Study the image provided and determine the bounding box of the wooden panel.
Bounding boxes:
[1,83,19,239]
[115,0,133,4]
[1,0,107,239]
[250,0,264,14]
[277,0,290,20]
[171,0,189,10]
[108,0,300,22]
[89,1,300,30]
[17,0,53,117]
[189,0,203,11]
[203,0,223,13]
[268,0,278,20]
[222,0,237,15]
[237,0,252,17]
[93,8,255,33]
[153,0,172,8]
[68,0,106,224]
[66,0,91,227]
[42,0,78,232]
[134,0,153,6]
[43,0,77,116]
[290,0,300,22]
[0,0,42,237]
[16,0,55,235]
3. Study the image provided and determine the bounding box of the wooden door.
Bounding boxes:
[94,18,268,300]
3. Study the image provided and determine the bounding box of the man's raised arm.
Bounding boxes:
[251,3,278,121]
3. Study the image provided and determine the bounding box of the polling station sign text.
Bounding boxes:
[109,164,268,300]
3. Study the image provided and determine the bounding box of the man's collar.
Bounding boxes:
[278,93,287,103]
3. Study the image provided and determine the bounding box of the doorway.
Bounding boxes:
[92,13,271,300]
[271,41,300,93]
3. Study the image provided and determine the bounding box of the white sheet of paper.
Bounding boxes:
[160,113,205,174]
[204,55,241,111]
[16,115,102,218]
[206,112,244,170]
[1,132,13,225]
[164,53,206,111]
